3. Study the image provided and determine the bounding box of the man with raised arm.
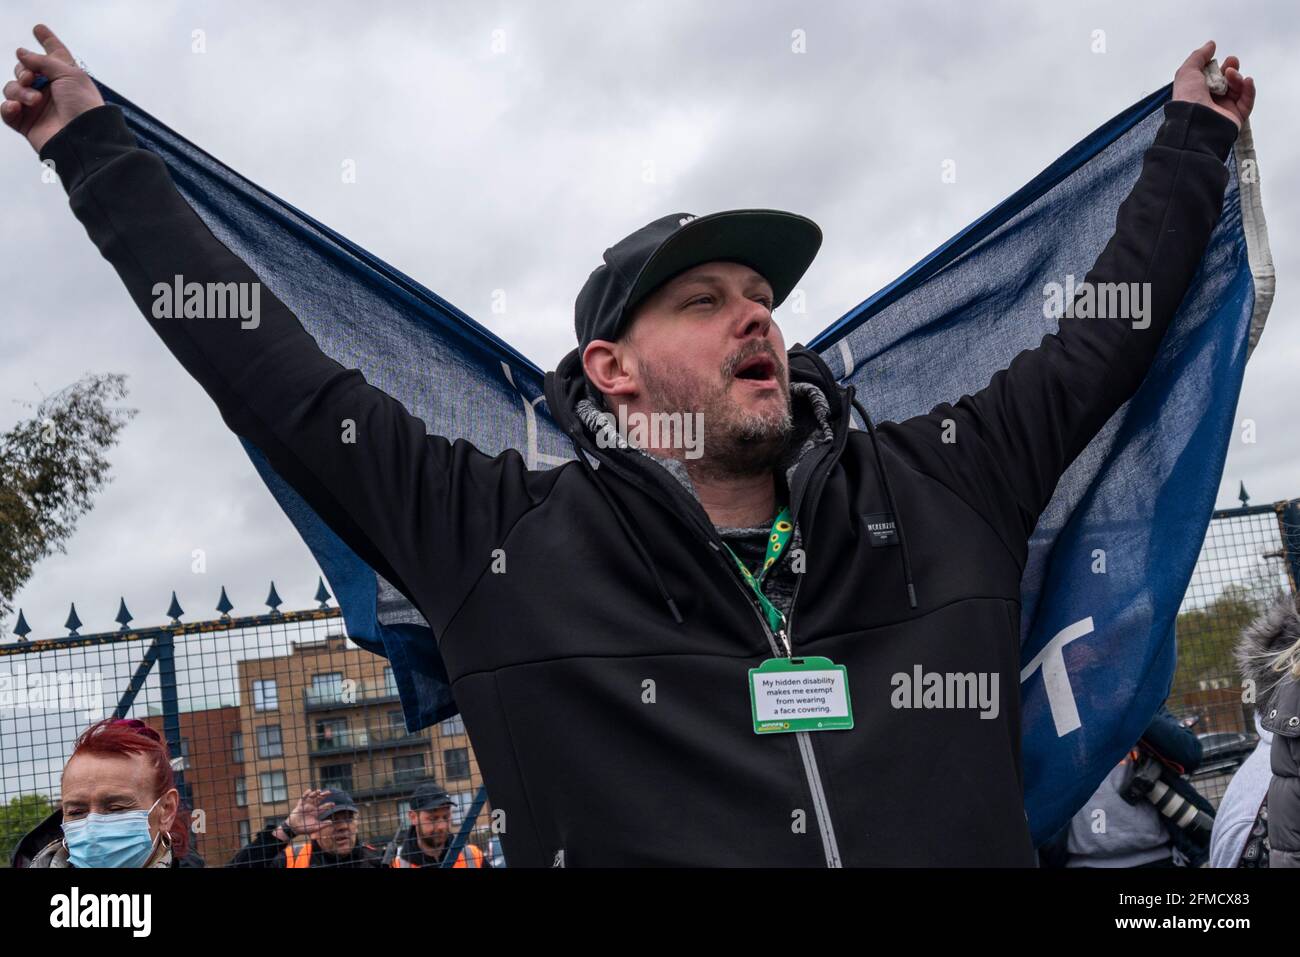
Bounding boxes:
[5,25,1256,866]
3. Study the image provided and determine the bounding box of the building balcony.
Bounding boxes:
[309,726,429,755]
[302,685,400,711]
[346,772,437,802]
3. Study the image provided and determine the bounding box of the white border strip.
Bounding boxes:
[1233,119,1275,360]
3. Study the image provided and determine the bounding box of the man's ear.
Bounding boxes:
[582,339,637,401]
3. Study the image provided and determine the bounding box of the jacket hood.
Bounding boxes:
[1235,595,1300,709]
[544,342,847,449]
[545,343,848,501]
[539,343,856,625]
[542,341,920,615]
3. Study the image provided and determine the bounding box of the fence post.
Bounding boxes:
[155,630,192,813]
[113,640,160,719]
[1280,498,1300,596]
[441,785,490,868]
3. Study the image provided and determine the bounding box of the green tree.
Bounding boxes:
[1173,574,1289,694]
[0,373,135,625]
[0,793,55,867]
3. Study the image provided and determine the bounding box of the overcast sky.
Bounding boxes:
[2,0,1295,641]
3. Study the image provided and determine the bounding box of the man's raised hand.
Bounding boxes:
[2,24,104,153]
[1172,40,1256,130]
[285,788,335,836]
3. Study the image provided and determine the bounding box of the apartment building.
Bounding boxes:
[233,632,486,852]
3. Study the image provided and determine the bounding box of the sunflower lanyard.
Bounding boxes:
[722,505,794,647]
[729,506,856,735]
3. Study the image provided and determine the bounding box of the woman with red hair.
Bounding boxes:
[21,717,200,868]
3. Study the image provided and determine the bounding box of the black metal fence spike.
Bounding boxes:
[265,581,283,613]
[314,577,331,609]
[166,591,184,623]
[13,609,31,641]
[65,603,83,636]
[216,586,234,617]
[1239,481,1250,507]
[115,598,133,630]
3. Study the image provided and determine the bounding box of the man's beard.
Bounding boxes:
[420,824,448,850]
[637,343,794,479]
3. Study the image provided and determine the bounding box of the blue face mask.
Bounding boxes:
[62,795,164,869]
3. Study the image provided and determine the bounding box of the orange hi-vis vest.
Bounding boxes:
[390,842,484,868]
[284,841,380,867]
[284,843,313,868]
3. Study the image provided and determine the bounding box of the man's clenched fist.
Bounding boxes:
[1172,40,1256,130]
[2,24,104,153]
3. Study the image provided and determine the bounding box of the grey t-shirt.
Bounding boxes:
[1065,757,1173,867]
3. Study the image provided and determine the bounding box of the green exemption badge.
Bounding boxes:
[749,656,853,734]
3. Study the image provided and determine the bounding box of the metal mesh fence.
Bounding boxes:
[1170,500,1300,807]
[3,499,1298,864]
[0,590,497,868]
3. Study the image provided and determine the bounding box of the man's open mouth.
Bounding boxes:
[733,353,780,387]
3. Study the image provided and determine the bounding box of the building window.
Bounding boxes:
[450,790,477,828]
[443,748,470,782]
[177,737,191,771]
[235,777,247,807]
[383,667,398,697]
[315,718,349,750]
[387,710,406,734]
[393,753,426,785]
[309,672,344,706]
[231,731,244,763]
[440,715,466,736]
[396,799,412,821]
[259,771,288,804]
[237,819,251,845]
[253,679,278,712]
[319,763,353,793]
[257,724,283,759]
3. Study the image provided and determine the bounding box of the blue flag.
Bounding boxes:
[95,79,1272,844]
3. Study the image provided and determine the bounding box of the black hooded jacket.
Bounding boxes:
[38,99,1238,866]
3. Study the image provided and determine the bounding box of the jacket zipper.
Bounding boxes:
[784,448,843,868]
[724,558,843,867]
[709,437,844,868]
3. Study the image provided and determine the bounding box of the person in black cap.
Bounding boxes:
[229,788,382,868]
[13,29,1256,865]
[382,784,489,868]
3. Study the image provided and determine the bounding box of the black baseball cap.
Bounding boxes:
[573,209,822,350]
[409,783,453,811]
[317,788,358,819]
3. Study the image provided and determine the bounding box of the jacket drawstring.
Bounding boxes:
[851,394,918,610]
[568,427,684,625]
